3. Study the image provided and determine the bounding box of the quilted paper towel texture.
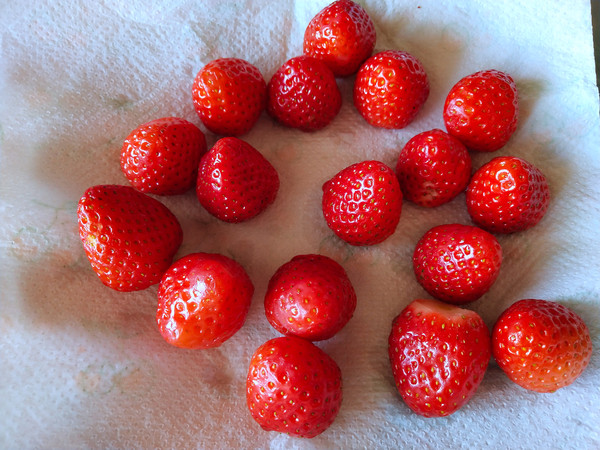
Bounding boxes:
[1,0,599,448]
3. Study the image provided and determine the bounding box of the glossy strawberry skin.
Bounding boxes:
[466,156,550,233]
[388,298,491,417]
[265,254,357,341]
[192,58,267,136]
[120,117,207,196]
[443,69,518,152]
[396,129,472,208]
[246,336,343,438]
[354,50,430,129]
[492,299,593,393]
[322,160,403,246]
[77,185,183,292]
[267,55,342,131]
[413,224,503,304]
[196,137,279,223]
[156,252,254,349]
[303,0,376,77]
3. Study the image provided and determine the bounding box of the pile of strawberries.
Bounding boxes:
[76,0,593,439]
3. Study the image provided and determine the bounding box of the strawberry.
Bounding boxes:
[353,50,430,129]
[77,185,183,292]
[322,160,403,246]
[192,58,267,136]
[264,254,357,341]
[196,137,280,223]
[156,252,254,349]
[120,117,207,196]
[246,336,343,438]
[492,299,593,393]
[413,224,503,304]
[267,55,342,131]
[303,0,376,77]
[466,156,550,233]
[388,298,491,417]
[395,129,472,208]
[443,69,519,152]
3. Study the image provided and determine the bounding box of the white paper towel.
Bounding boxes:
[1,0,599,448]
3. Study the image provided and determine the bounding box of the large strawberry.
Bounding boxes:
[492,299,593,393]
[322,160,403,246]
[246,336,343,438]
[264,254,357,341]
[443,69,518,152]
[388,298,491,417]
[120,117,207,196]
[77,185,183,291]
[354,50,430,129]
[192,58,267,136]
[303,0,376,77]
[196,137,280,223]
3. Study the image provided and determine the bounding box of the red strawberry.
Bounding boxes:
[466,156,550,233]
[492,299,593,393]
[264,254,357,341]
[322,160,402,246]
[192,58,267,136]
[246,336,343,438]
[156,252,254,349]
[120,117,207,195]
[396,129,472,208]
[77,185,183,292]
[413,224,503,304]
[353,50,430,129]
[388,298,491,417]
[267,55,342,131]
[196,137,280,223]
[303,0,376,77]
[443,69,518,152]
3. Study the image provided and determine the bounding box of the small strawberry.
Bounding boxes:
[156,252,254,349]
[192,58,267,136]
[466,156,550,233]
[322,160,403,246]
[388,298,491,417]
[246,336,343,438]
[413,224,503,304]
[492,299,593,393]
[264,254,357,341]
[353,50,430,129]
[303,0,376,77]
[395,129,472,208]
[267,55,342,131]
[120,117,207,196]
[196,137,280,223]
[443,69,518,152]
[77,185,183,292]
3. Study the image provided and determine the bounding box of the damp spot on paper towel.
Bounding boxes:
[108,95,136,111]
[75,362,145,395]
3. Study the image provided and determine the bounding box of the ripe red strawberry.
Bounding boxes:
[413,224,503,304]
[192,58,267,136]
[322,160,403,246]
[466,156,550,233]
[443,69,518,152]
[77,185,183,292]
[388,298,492,417]
[120,117,207,195]
[354,50,429,129]
[246,336,343,438]
[492,299,593,393]
[303,0,376,77]
[196,137,280,223]
[156,252,254,349]
[396,129,472,208]
[264,254,357,341]
[267,55,342,131]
